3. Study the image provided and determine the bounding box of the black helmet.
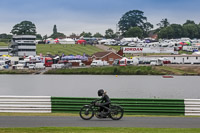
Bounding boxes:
[98,89,104,96]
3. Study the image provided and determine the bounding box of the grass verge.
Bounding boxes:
[0,127,200,133]
[153,66,199,75]
[45,66,163,75]
[0,70,35,74]
[45,65,200,75]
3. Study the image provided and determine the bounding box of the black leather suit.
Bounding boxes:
[97,94,111,112]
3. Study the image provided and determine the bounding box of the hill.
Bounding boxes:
[36,44,104,56]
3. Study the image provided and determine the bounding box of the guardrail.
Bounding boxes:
[185,99,200,116]
[1,96,199,116]
[0,96,51,113]
[51,97,185,115]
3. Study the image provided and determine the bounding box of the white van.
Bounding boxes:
[35,63,45,69]
[52,64,64,69]
[91,60,109,67]
[0,60,6,66]
[127,57,139,66]
[0,61,6,70]
[16,64,24,69]
[150,58,163,66]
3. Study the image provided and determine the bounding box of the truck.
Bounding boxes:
[40,57,53,67]
[91,60,109,67]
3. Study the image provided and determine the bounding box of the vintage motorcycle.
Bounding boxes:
[79,100,124,120]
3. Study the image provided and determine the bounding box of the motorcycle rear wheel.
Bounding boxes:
[109,105,124,120]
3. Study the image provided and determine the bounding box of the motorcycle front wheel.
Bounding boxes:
[79,106,94,120]
[109,105,124,120]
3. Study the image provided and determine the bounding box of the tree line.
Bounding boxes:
[157,20,200,39]
[1,10,200,40]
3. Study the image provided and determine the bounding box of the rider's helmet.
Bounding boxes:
[98,89,104,96]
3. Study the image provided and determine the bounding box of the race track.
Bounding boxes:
[0,116,200,128]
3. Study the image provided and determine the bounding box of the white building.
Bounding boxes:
[0,47,11,55]
[10,35,36,56]
[141,55,200,64]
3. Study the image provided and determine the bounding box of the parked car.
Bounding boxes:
[15,64,25,69]
[91,60,109,67]
[52,63,72,69]
[35,63,45,69]
[28,64,36,69]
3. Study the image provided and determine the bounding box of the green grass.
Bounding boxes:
[45,66,200,75]
[0,127,199,133]
[178,50,193,55]
[0,70,35,74]
[0,42,9,46]
[154,66,197,75]
[36,44,103,56]
[45,66,163,75]
[109,46,122,51]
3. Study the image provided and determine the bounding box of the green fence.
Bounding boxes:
[51,97,185,115]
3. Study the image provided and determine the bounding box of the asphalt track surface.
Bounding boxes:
[0,116,200,128]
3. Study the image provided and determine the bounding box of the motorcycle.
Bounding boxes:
[79,100,124,120]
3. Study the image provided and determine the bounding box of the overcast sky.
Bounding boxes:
[0,0,200,36]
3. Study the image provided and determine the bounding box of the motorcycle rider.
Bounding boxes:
[96,89,111,116]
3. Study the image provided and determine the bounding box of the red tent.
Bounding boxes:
[77,40,86,44]
[54,38,59,44]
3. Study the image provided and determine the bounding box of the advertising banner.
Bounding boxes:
[123,47,174,54]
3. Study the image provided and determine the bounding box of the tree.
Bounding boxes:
[142,22,154,37]
[49,25,66,39]
[105,29,115,39]
[158,26,174,39]
[50,32,66,39]
[36,34,42,40]
[53,25,57,34]
[80,32,92,37]
[118,10,147,34]
[43,35,48,41]
[0,33,12,39]
[157,18,170,29]
[170,24,183,38]
[11,20,36,35]
[182,24,199,39]
[93,32,103,38]
[69,33,79,39]
[0,33,12,43]
[125,27,143,38]
[183,20,195,25]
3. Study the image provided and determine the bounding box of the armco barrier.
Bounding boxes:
[1,96,199,116]
[0,96,51,113]
[51,97,185,115]
[185,99,200,116]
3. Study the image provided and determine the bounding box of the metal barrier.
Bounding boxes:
[2,96,199,116]
[185,99,200,116]
[0,96,51,113]
[51,97,185,115]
